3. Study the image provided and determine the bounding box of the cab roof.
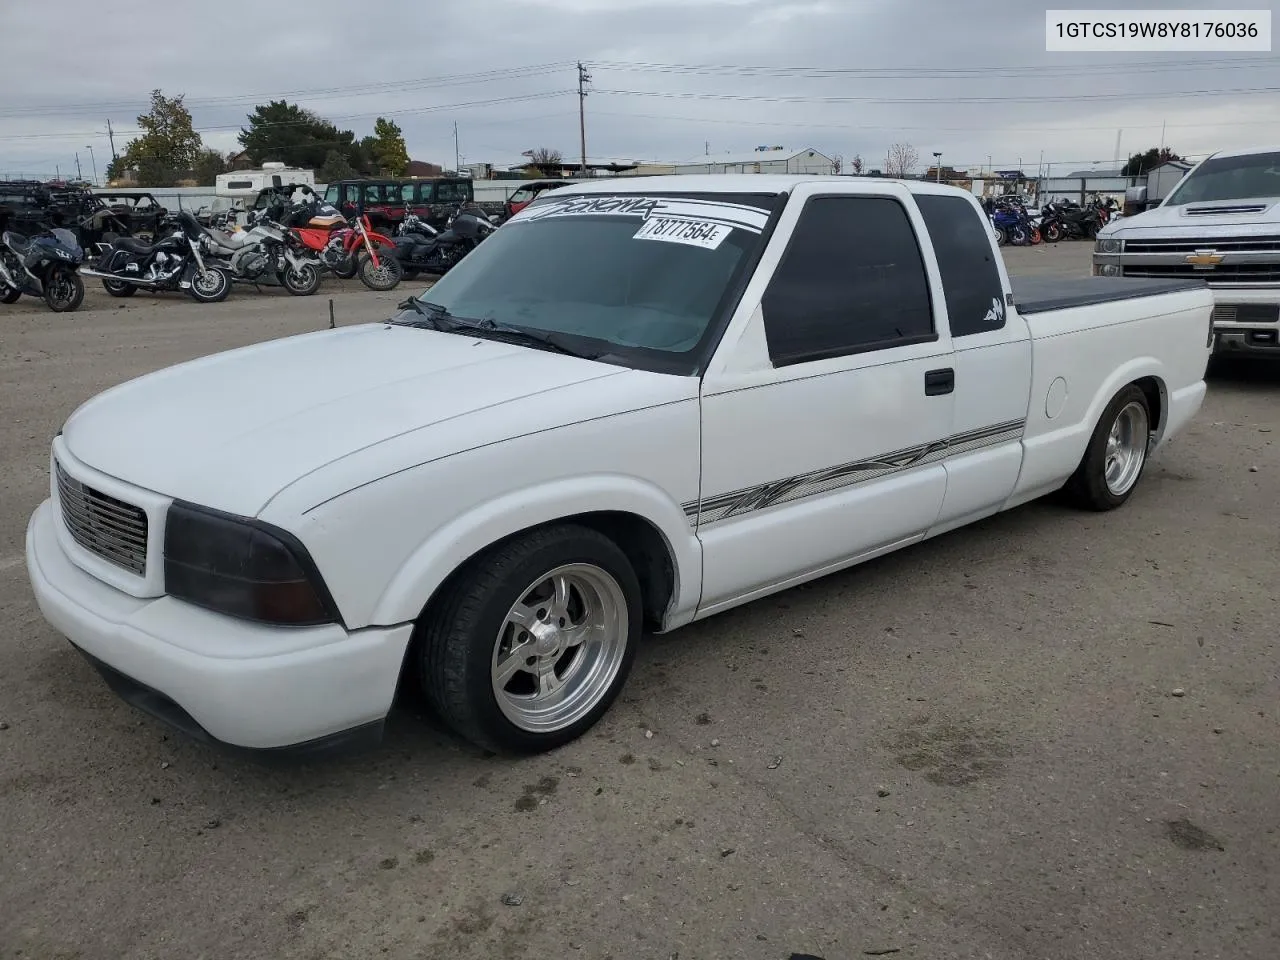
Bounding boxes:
[550,174,973,197]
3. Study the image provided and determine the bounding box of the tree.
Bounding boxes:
[318,150,357,183]
[849,154,865,175]
[118,89,203,186]
[238,100,365,171]
[1122,146,1182,177]
[883,142,919,178]
[831,153,843,175]
[527,147,563,177]
[192,148,227,185]
[368,117,409,176]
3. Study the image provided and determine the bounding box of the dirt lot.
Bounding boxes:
[2,244,1278,960]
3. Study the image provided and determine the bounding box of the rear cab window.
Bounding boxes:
[914,193,1006,337]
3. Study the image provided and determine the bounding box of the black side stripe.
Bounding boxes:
[682,418,1026,526]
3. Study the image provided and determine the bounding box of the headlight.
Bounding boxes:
[163,501,340,627]
[1095,236,1121,254]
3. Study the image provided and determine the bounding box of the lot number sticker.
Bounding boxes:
[634,216,733,250]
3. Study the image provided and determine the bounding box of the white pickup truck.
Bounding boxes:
[26,175,1213,760]
[1094,144,1280,358]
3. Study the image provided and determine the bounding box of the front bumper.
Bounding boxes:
[25,499,414,758]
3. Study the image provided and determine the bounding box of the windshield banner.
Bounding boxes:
[507,194,772,234]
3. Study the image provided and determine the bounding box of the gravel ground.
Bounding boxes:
[1,244,1277,960]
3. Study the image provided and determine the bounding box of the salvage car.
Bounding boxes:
[1093,144,1280,358]
[26,176,1212,760]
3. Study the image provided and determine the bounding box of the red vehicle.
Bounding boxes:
[504,179,572,218]
[293,213,402,291]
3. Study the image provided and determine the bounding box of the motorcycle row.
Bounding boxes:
[983,195,1119,247]
[0,184,497,314]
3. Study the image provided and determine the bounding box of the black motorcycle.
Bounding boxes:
[1039,201,1104,242]
[0,226,86,312]
[79,211,233,303]
[392,205,496,281]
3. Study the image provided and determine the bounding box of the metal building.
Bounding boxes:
[669,147,836,176]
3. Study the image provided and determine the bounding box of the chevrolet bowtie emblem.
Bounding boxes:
[1185,249,1224,267]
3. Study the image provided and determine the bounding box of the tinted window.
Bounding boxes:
[400,182,419,204]
[323,185,338,204]
[914,194,1005,337]
[361,184,383,204]
[761,196,935,366]
[1165,151,1280,205]
[437,181,469,203]
[226,180,253,190]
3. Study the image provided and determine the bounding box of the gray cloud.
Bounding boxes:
[1,0,1276,179]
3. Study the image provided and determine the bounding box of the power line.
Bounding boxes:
[593,85,1280,106]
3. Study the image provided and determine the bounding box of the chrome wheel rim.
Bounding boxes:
[1104,401,1148,496]
[193,270,223,296]
[367,262,395,285]
[491,563,628,733]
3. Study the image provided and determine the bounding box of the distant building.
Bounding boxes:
[669,147,835,175]
[1146,159,1194,202]
[406,160,444,177]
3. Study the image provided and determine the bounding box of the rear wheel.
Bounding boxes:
[418,524,642,754]
[357,250,403,291]
[44,269,84,312]
[102,278,136,298]
[0,285,20,304]
[1064,385,1152,511]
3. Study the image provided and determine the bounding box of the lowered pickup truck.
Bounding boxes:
[1093,144,1280,358]
[26,175,1213,760]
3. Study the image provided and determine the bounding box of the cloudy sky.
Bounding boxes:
[1,0,1277,181]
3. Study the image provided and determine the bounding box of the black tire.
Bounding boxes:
[102,278,137,298]
[331,253,359,280]
[994,227,1008,246]
[44,269,84,312]
[1043,221,1064,243]
[0,284,20,304]
[418,524,642,754]
[281,262,321,296]
[400,266,421,282]
[357,250,403,291]
[187,267,232,304]
[1064,384,1152,511]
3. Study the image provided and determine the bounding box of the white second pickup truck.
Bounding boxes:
[1094,144,1280,358]
[26,175,1213,760]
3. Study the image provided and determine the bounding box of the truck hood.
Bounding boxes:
[1103,196,1280,239]
[61,323,627,517]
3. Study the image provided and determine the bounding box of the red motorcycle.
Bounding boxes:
[293,213,402,291]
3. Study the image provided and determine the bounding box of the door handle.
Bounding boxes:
[924,367,955,396]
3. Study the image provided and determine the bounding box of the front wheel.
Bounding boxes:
[188,267,232,303]
[102,278,137,298]
[1064,384,1152,511]
[1043,221,1064,243]
[281,262,321,296]
[417,524,642,754]
[44,269,84,312]
[0,284,20,304]
[994,226,1008,246]
[357,250,403,291]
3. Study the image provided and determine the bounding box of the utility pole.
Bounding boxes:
[454,122,460,173]
[75,152,82,181]
[86,145,97,186]
[1158,119,1166,160]
[107,119,118,161]
[577,61,591,178]
[932,151,942,183]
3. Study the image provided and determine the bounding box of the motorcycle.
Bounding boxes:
[0,226,86,312]
[79,211,233,303]
[1040,200,1105,242]
[295,212,403,291]
[203,209,323,296]
[990,202,1040,246]
[392,205,497,281]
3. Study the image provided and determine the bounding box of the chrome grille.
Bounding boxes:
[1122,235,1280,254]
[55,460,148,575]
[1121,263,1280,284]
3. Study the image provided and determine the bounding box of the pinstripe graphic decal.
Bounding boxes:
[683,418,1026,527]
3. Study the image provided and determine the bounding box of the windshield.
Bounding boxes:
[1164,152,1280,205]
[395,191,781,374]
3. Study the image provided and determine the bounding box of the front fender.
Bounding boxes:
[368,474,702,629]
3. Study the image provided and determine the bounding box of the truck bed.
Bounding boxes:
[1010,275,1207,315]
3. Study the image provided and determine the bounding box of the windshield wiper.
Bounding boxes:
[461,318,602,360]
[393,299,599,360]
